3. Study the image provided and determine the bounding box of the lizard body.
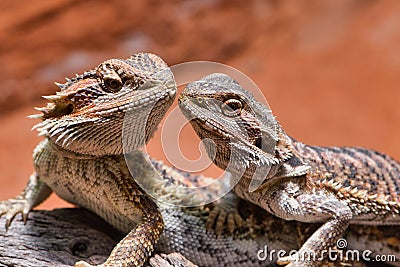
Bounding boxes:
[130,151,399,267]
[179,73,400,266]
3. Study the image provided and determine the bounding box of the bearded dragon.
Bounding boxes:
[0,53,176,267]
[179,73,400,266]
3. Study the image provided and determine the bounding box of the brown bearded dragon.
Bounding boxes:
[0,53,177,267]
[0,54,397,267]
[179,73,400,266]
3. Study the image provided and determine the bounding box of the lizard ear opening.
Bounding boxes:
[39,100,75,119]
[254,132,276,154]
[63,103,74,115]
[255,137,263,149]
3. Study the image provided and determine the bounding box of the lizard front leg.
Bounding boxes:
[75,174,164,267]
[0,172,52,229]
[76,208,163,267]
[262,179,352,267]
[101,208,163,267]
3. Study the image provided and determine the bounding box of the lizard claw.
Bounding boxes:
[206,194,244,235]
[206,205,243,235]
[0,198,31,230]
[277,255,293,265]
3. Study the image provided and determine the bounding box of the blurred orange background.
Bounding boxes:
[0,0,399,210]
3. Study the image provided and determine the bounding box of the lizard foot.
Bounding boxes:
[0,197,30,230]
[206,193,244,235]
[74,260,103,267]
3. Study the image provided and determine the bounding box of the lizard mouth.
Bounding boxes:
[179,96,249,144]
[123,82,176,146]
[179,98,231,140]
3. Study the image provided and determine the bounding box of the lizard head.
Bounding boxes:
[32,53,176,156]
[179,73,294,190]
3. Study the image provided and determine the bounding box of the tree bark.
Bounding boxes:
[0,208,195,267]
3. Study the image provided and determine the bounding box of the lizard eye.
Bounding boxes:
[221,99,243,117]
[104,78,123,93]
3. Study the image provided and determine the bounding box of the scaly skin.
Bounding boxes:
[179,73,400,266]
[0,149,398,267]
[131,151,389,267]
[0,58,397,267]
[0,53,176,267]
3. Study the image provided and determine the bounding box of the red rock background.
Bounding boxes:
[0,0,399,210]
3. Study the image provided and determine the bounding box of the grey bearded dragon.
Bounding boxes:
[179,73,400,266]
[0,54,398,267]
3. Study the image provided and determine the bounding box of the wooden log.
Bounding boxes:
[0,208,196,267]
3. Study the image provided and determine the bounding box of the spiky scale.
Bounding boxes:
[54,82,66,90]
[27,114,43,119]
